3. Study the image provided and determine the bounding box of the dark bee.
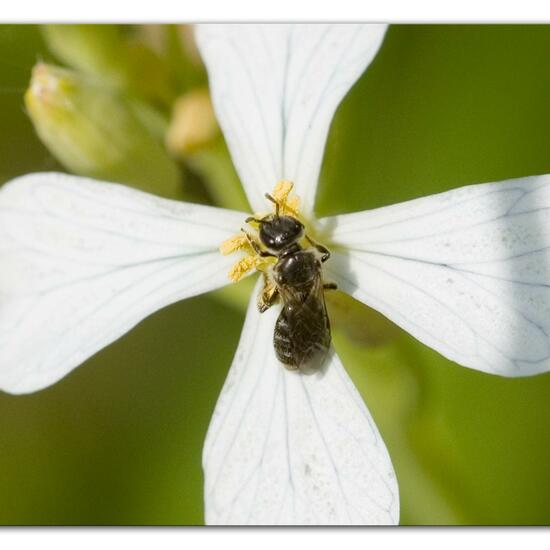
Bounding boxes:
[245,194,336,373]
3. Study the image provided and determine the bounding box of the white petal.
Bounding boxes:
[0,173,246,394]
[321,174,550,377]
[203,279,398,525]
[196,24,387,216]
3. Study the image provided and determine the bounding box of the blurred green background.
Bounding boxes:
[1,24,550,525]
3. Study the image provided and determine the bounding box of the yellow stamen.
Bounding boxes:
[219,233,250,255]
[273,180,294,202]
[270,180,298,216]
[228,255,275,282]
[228,256,257,282]
[284,195,300,216]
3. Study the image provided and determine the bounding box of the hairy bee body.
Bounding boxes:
[250,210,333,373]
[272,246,331,372]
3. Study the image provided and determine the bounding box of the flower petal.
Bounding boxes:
[196,24,387,216]
[203,279,398,525]
[0,173,246,394]
[321,174,550,377]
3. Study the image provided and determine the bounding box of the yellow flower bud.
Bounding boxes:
[166,90,219,156]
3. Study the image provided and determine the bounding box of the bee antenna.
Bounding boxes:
[245,216,262,224]
[265,193,279,217]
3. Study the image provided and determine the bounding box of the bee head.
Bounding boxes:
[258,215,304,252]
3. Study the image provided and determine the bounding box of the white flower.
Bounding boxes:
[1,24,550,525]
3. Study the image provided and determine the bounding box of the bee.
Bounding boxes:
[245,194,336,373]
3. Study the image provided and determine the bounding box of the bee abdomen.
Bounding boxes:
[273,312,298,370]
[274,306,330,372]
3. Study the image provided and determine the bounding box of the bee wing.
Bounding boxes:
[195,24,387,215]
[203,279,398,525]
[278,275,331,371]
[301,275,331,342]
[279,274,329,329]
[322,174,550,377]
[0,173,246,394]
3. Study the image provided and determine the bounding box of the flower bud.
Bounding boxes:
[25,63,181,197]
[166,89,218,156]
[165,89,249,211]
[42,25,174,104]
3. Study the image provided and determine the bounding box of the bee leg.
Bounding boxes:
[257,276,279,312]
[241,229,276,258]
[323,282,338,291]
[305,234,331,262]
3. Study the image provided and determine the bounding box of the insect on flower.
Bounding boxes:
[2,24,550,525]
[226,183,335,373]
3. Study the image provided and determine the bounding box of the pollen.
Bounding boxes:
[227,254,275,282]
[219,233,250,255]
[228,255,257,282]
[273,180,300,216]
[222,180,300,282]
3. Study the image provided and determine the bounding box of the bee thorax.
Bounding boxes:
[274,250,320,287]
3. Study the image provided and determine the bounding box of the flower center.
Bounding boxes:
[220,181,302,282]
